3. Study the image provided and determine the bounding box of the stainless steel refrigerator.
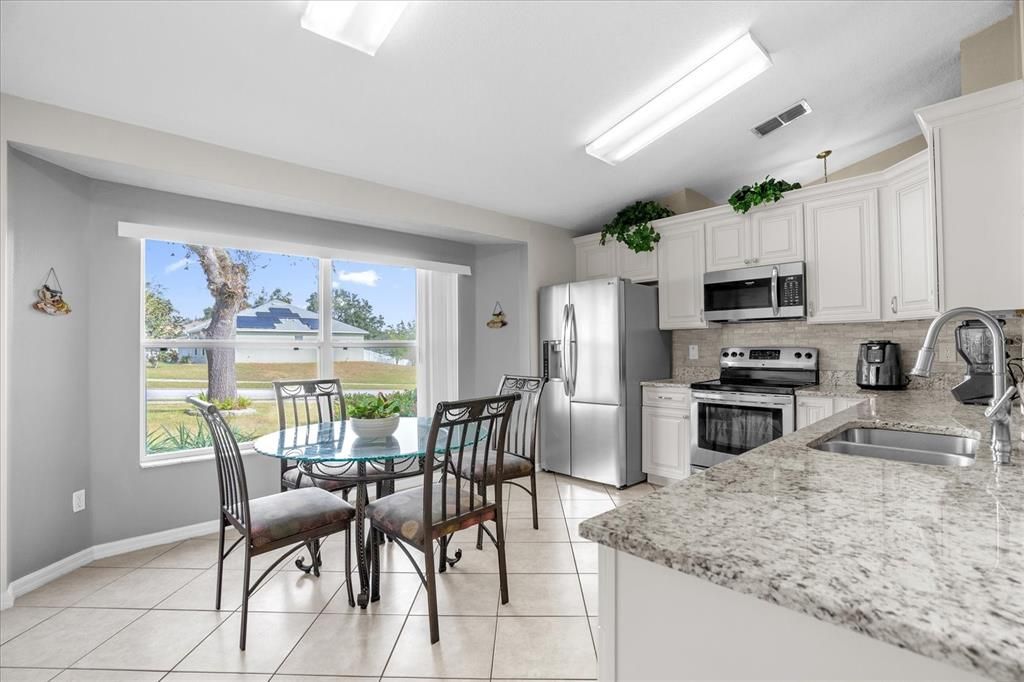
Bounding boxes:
[539,278,670,488]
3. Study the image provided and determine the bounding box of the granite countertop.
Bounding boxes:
[581,392,1024,681]
[640,378,693,388]
[795,385,878,397]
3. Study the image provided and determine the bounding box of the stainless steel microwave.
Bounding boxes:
[703,261,806,322]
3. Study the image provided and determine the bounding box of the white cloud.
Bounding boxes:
[164,257,189,274]
[335,269,380,287]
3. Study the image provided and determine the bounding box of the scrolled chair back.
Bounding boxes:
[424,393,520,537]
[188,396,251,532]
[495,374,545,462]
[272,379,346,429]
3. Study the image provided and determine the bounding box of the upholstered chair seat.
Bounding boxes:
[366,482,491,547]
[249,487,355,549]
[459,451,533,486]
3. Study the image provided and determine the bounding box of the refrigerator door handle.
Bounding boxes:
[561,303,572,396]
[569,303,579,397]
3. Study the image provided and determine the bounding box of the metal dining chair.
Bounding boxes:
[459,375,545,548]
[189,396,356,650]
[364,394,519,643]
[273,379,357,496]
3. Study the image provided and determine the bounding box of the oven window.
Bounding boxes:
[697,402,783,455]
[705,278,773,311]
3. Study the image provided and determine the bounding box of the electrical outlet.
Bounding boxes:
[938,344,956,364]
[72,489,86,513]
[689,344,699,360]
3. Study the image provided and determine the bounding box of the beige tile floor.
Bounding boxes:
[0,472,656,681]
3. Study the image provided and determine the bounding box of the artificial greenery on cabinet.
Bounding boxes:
[728,176,802,214]
[600,200,674,253]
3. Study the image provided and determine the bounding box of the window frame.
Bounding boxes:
[139,243,416,466]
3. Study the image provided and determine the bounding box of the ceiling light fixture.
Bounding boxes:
[586,33,772,165]
[301,1,409,56]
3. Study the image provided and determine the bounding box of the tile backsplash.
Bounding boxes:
[672,316,1024,391]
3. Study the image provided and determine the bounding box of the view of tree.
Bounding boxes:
[250,287,293,307]
[144,283,187,339]
[306,289,386,335]
[185,244,252,402]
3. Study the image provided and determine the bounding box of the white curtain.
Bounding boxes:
[416,270,460,416]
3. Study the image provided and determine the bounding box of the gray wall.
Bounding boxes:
[7,149,487,578]
[8,151,93,579]
[459,244,530,398]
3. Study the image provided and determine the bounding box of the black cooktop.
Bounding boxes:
[689,378,812,396]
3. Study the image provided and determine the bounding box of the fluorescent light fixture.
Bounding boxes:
[301,1,409,56]
[586,33,772,165]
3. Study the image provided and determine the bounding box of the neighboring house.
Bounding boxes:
[178,300,396,364]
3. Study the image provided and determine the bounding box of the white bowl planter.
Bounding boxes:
[350,415,400,439]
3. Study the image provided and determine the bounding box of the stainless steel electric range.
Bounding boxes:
[689,347,819,469]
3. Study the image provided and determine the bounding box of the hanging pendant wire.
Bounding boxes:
[43,267,64,294]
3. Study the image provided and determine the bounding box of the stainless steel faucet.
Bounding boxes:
[910,307,1016,463]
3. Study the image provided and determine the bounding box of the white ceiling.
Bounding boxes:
[0,1,1012,233]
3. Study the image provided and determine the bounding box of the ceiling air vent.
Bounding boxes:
[751,100,812,137]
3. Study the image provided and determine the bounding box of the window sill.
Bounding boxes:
[139,445,257,469]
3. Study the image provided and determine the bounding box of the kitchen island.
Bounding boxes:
[580,390,1023,681]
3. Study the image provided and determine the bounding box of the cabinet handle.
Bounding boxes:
[752,258,759,264]
[743,259,750,265]
[699,309,704,323]
[808,301,814,316]
[890,296,898,314]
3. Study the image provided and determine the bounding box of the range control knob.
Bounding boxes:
[722,352,729,358]
[730,352,738,357]
[794,352,803,358]
[738,352,745,357]
[805,352,813,359]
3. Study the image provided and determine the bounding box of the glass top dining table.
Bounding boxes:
[252,416,445,463]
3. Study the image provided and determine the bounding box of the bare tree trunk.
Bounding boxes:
[187,245,248,403]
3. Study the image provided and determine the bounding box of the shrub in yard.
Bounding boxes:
[146,416,257,454]
[197,392,253,411]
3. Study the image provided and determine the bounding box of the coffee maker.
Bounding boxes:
[856,340,908,390]
[951,319,1005,404]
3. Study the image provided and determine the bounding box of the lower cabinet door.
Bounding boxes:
[796,397,835,429]
[642,406,690,480]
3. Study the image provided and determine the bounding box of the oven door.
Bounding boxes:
[703,262,805,322]
[690,391,794,468]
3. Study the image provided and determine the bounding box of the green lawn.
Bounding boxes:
[146,360,416,390]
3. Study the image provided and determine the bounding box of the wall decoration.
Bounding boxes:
[487,302,508,329]
[728,176,802,214]
[32,268,72,316]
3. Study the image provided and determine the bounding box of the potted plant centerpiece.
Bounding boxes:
[348,392,402,439]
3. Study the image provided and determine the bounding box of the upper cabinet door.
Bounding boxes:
[750,204,804,265]
[884,170,937,319]
[575,234,616,280]
[617,243,658,283]
[705,215,750,272]
[804,190,881,324]
[658,221,707,329]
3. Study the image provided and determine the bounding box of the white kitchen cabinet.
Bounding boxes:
[705,215,749,271]
[881,158,938,320]
[796,396,834,429]
[915,80,1024,311]
[642,387,691,482]
[834,396,867,412]
[575,233,617,280]
[751,203,804,265]
[656,218,707,329]
[616,243,659,282]
[705,205,804,272]
[804,189,881,323]
[574,234,658,282]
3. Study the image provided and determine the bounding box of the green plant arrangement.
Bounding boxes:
[347,392,402,419]
[728,176,802,214]
[600,200,674,253]
[197,391,253,411]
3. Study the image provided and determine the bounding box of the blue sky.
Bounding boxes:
[145,240,416,323]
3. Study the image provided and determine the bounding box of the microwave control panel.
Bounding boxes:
[780,275,804,307]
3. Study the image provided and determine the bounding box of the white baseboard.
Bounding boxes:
[3,518,219,607]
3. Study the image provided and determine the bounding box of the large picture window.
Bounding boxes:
[142,240,417,463]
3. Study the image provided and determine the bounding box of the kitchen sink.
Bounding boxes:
[814,428,978,466]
